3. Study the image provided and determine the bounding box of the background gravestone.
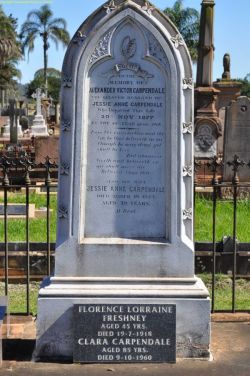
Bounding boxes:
[35,0,210,362]
[223,96,250,181]
[194,0,222,158]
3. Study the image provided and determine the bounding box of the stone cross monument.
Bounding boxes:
[31,88,48,136]
[195,0,222,157]
[2,99,23,141]
[35,0,210,362]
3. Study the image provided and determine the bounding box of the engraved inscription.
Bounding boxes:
[74,304,176,363]
[84,26,167,238]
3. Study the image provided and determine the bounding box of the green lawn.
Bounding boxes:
[0,193,250,314]
[198,274,250,311]
[0,282,40,315]
[195,197,250,242]
[0,192,57,242]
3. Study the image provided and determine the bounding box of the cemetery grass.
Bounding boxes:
[0,194,250,313]
[0,192,57,242]
[0,275,249,314]
[195,196,250,242]
[0,194,250,242]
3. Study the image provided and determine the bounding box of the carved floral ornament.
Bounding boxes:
[104,0,117,14]
[89,31,112,65]
[60,161,70,176]
[182,122,193,134]
[101,36,154,82]
[183,165,192,177]
[61,120,71,132]
[73,30,87,45]
[195,125,216,152]
[183,208,192,220]
[59,206,68,219]
[142,1,154,15]
[171,34,184,49]
[104,1,154,15]
[62,76,72,88]
[183,78,193,90]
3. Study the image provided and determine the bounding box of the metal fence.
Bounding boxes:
[0,152,249,315]
[0,152,57,315]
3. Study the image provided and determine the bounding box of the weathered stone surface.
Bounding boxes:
[35,0,210,361]
[223,96,250,181]
[35,278,210,361]
[196,0,215,87]
[194,0,221,158]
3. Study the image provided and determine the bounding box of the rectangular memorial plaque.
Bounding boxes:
[84,31,167,239]
[73,304,176,363]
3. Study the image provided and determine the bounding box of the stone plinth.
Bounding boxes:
[31,115,48,137]
[35,277,210,360]
[1,118,23,139]
[195,87,222,158]
[214,80,242,111]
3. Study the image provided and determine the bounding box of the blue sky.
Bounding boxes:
[1,0,250,84]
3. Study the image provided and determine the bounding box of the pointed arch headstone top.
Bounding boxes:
[35,0,210,363]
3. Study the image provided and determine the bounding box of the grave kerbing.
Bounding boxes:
[34,0,210,361]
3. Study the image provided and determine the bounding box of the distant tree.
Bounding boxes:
[163,0,200,62]
[20,4,70,96]
[26,68,61,101]
[239,74,250,97]
[0,6,21,103]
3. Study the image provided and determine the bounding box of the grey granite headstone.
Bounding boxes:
[35,0,210,362]
[223,96,250,181]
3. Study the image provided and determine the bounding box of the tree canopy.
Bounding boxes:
[20,4,70,95]
[26,68,61,102]
[163,0,200,62]
[0,6,21,94]
[238,74,250,97]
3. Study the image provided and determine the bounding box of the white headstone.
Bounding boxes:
[2,118,10,139]
[35,0,210,361]
[31,88,48,136]
[1,117,23,139]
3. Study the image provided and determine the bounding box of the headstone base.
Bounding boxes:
[34,277,210,361]
[2,124,23,139]
[31,115,48,136]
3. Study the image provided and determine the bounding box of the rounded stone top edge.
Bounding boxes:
[61,0,192,76]
[227,96,250,106]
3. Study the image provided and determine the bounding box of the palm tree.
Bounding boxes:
[0,7,21,64]
[20,4,70,96]
[0,6,21,106]
[164,0,200,62]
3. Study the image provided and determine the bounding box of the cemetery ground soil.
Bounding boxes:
[0,275,249,314]
[0,322,250,375]
[0,194,250,242]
